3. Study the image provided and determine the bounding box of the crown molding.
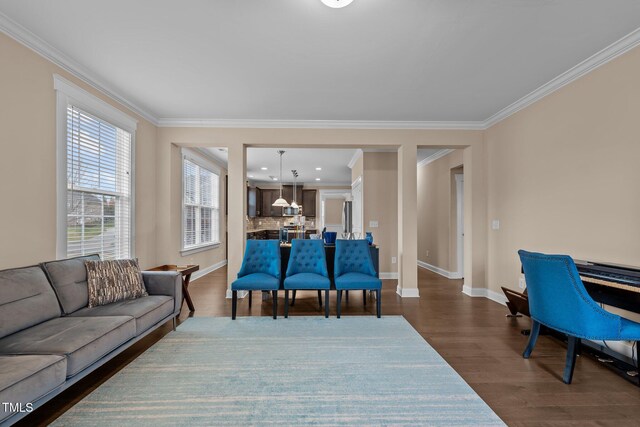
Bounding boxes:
[347,149,363,169]
[484,27,640,128]
[417,149,456,168]
[0,11,159,125]
[156,118,486,130]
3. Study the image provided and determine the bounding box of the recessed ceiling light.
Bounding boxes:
[315,167,322,171]
[321,0,354,8]
[273,177,278,181]
[261,167,268,170]
[315,178,321,181]
[248,175,254,178]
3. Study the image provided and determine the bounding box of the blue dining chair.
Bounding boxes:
[284,239,331,318]
[334,239,382,318]
[231,240,281,320]
[518,250,640,384]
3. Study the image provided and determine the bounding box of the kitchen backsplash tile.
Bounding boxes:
[248,217,318,231]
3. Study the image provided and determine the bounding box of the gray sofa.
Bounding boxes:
[0,255,182,426]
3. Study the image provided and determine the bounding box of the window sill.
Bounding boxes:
[181,242,221,256]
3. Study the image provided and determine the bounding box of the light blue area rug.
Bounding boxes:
[52,316,504,426]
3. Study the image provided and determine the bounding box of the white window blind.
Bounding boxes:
[66,105,132,260]
[183,156,220,250]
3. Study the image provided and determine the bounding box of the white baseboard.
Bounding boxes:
[225,289,249,299]
[418,260,462,279]
[380,272,399,279]
[396,285,420,298]
[190,259,227,282]
[462,285,507,306]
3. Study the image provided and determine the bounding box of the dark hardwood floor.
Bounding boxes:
[18,266,640,426]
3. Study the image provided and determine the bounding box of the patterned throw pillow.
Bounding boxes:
[85,259,148,308]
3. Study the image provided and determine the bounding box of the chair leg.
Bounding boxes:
[363,289,366,306]
[376,289,381,318]
[291,290,296,306]
[272,290,278,319]
[172,316,177,330]
[248,290,252,308]
[522,320,541,358]
[318,290,323,308]
[337,290,342,318]
[232,291,237,320]
[284,290,289,318]
[325,290,329,318]
[346,290,349,302]
[563,336,580,384]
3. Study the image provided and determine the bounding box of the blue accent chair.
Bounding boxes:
[284,239,331,318]
[518,250,640,384]
[231,240,281,320]
[334,239,382,318]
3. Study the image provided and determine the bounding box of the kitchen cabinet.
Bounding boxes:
[302,190,317,217]
[282,185,303,207]
[247,186,261,218]
[260,189,282,217]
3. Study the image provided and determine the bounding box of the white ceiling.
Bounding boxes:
[203,147,447,185]
[1,1,640,122]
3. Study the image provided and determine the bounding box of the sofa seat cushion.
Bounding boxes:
[69,296,173,335]
[232,273,280,291]
[335,272,382,290]
[284,272,331,290]
[0,355,66,422]
[0,316,135,378]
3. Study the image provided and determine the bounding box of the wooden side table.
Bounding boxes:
[147,264,199,313]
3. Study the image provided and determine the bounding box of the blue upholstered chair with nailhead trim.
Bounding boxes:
[284,239,331,318]
[231,240,281,320]
[519,250,640,384]
[334,239,382,318]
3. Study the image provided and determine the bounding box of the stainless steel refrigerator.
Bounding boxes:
[342,200,353,237]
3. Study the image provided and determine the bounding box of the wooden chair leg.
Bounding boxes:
[284,290,289,318]
[363,289,366,306]
[376,289,381,318]
[232,291,237,320]
[337,290,342,318]
[317,290,323,308]
[325,290,329,318]
[248,290,252,308]
[291,290,296,306]
[563,336,580,384]
[272,290,278,319]
[346,290,349,302]
[523,320,541,358]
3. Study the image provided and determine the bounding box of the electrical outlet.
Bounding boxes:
[425,250,429,257]
[391,257,397,264]
[518,277,526,290]
[492,220,500,230]
[369,220,379,228]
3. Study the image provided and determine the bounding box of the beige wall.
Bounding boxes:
[363,152,399,273]
[0,32,158,270]
[324,198,345,225]
[351,151,363,183]
[485,44,640,296]
[417,150,463,272]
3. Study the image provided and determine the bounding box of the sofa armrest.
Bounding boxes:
[142,271,182,315]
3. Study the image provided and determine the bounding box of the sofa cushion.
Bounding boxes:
[0,266,61,339]
[85,259,148,308]
[41,254,100,314]
[69,296,173,335]
[0,316,135,378]
[0,355,66,423]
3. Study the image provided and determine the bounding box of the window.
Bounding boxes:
[55,75,137,260]
[182,152,220,251]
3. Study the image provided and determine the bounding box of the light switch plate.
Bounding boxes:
[369,220,379,228]
[391,257,397,264]
[519,277,526,290]
[492,220,500,230]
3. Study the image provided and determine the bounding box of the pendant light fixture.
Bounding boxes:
[290,170,299,209]
[272,150,290,207]
[321,0,354,8]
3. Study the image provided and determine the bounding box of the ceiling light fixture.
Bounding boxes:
[290,170,299,210]
[321,0,354,8]
[315,178,321,181]
[272,151,290,207]
[261,167,268,170]
[315,167,322,171]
